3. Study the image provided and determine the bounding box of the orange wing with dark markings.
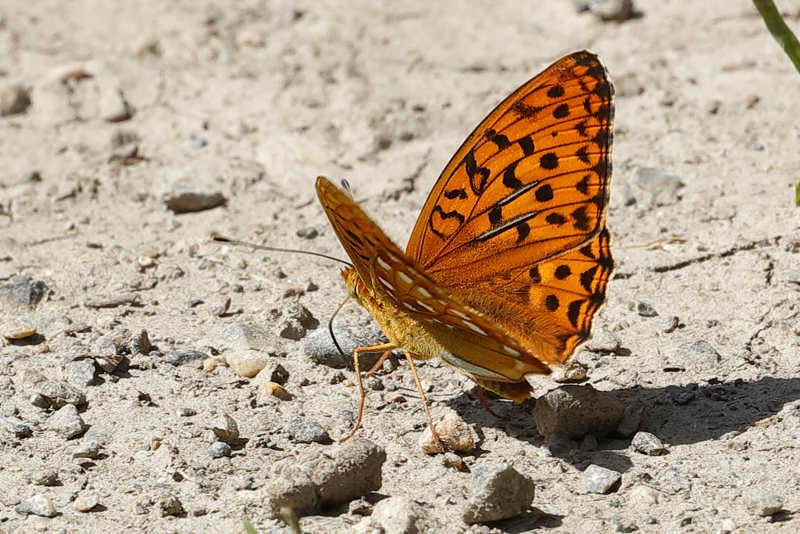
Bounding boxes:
[406,50,614,366]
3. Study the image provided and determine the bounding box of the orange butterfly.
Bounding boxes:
[318,50,614,445]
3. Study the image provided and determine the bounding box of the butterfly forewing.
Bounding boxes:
[404,50,614,367]
[406,51,613,287]
[316,177,550,379]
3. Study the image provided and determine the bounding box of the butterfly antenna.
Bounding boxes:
[211,233,353,268]
[328,295,351,358]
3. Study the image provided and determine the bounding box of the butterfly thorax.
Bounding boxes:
[343,268,441,361]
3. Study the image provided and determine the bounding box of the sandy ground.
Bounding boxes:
[1,0,800,532]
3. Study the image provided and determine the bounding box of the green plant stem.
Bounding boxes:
[753,0,800,73]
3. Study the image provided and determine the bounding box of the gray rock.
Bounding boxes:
[533,385,624,438]
[630,167,684,203]
[277,303,319,340]
[630,431,667,455]
[71,440,103,459]
[46,404,88,439]
[210,414,240,445]
[30,393,50,408]
[584,329,622,353]
[158,494,186,517]
[636,302,658,317]
[304,328,384,370]
[73,491,100,512]
[64,360,98,388]
[99,85,132,122]
[161,168,226,213]
[286,417,331,444]
[462,463,536,524]
[94,328,151,356]
[216,321,272,352]
[265,439,386,516]
[208,441,232,458]
[0,276,47,309]
[0,82,31,116]
[15,494,57,517]
[575,0,636,22]
[678,340,720,367]
[582,464,622,494]
[29,468,59,486]
[0,416,32,438]
[370,496,430,533]
[744,489,783,517]
[163,350,209,366]
[38,381,87,408]
[254,362,289,385]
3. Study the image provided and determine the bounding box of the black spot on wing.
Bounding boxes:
[567,300,583,328]
[580,266,598,292]
[444,188,468,200]
[519,136,535,157]
[502,161,523,190]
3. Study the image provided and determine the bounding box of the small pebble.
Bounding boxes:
[636,302,658,317]
[74,491,100,512]
[584,329,621,353]
[582,464,622,494]
[158,494,186,517]
[15,494,57,517]
[0,82,32,116]
[210,414,240,445]
[628,485,659,507]
[296,226,318,239]
[257,381,293,401]
[46,404,88,439]
[161,168,226,213]
[208,296,231,317]
[744,489,783,517]
[462,463,536,524]
[442,452,467,471]
[225,351,268,378]
[419,409,476,454]
[208,441,232,458]
[285,416,331,444]
[38,380,87,408]
[661,316,680,333]
[369,496,430,532]
[164,350,209,366]
[0,318,36,339]
[254,362,290,385]
[0,416,32,438]
[0,276,47,307]
[71,440,103,459]
[64,359,98,388]
[533,385,624,438]
[631,431,667,455]
[178,407,197,417]
[29,468,59,486]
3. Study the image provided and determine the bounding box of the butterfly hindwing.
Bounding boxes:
[316,177,550,380]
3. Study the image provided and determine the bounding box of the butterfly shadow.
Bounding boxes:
[442,375,800,473]
[442,390,635,473]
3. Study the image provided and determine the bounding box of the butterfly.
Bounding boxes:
[317,50,614,446]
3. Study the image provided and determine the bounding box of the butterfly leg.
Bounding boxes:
[339,343,397,443]
[364,350,394,377]
[405,352,445,452]
[474,386,508,420]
